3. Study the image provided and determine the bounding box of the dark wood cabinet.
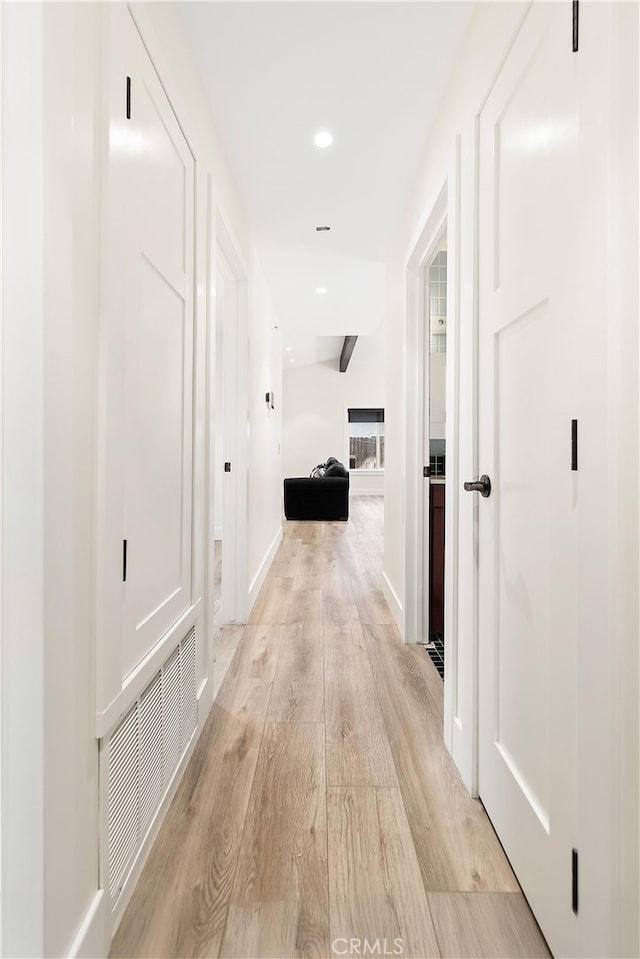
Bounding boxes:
[429,483,445,635]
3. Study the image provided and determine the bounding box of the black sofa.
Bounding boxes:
[283,459,350,521]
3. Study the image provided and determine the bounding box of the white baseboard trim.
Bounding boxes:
[382,571,403,635]
[350,488,384,496]
[67,889,110,959]
[197,674,212,730]
[249,525,283,610]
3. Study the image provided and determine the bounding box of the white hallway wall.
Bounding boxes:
[282,333,386,496]
[1,3,282,957]
[248,264,284,585]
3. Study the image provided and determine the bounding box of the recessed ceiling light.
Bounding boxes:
[289,358,294,363]
[313,130,333,149]
[316,287,327,295]
[285,346,292,351]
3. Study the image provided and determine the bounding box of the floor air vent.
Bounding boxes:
[424,633,445,680]
[107,626,197,903]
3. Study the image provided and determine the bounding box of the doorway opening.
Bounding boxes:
[403,180,450,656]
[212,256,229,625]
[423,237,447,679]
[205,211,249,652]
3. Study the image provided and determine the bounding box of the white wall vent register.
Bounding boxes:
[107,626,197,903]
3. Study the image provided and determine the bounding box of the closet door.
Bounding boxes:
[122,20,194,678]
[477,3,610,955]
[102,7,195,685]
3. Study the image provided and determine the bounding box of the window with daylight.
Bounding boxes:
[348,408,385,471]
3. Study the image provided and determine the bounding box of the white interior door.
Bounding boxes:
[477,3,609,955]
[111,13,195,680]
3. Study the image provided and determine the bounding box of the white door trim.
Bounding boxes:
[203,173,216,693]
[0,4,4,947]
[442,136,463,770]
[405,149,466,784]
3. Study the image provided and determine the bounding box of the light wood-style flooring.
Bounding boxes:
[110,497,551,959]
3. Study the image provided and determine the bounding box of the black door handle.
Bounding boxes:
[463,474,491,498]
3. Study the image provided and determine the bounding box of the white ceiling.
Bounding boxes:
[180,1,474,360]
[283,335,345,370]
[282,332,384,372]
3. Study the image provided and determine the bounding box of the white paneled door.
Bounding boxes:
[477,3,609,956]
[104,8,195,683]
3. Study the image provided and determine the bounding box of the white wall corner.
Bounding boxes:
[66,890,110,959]
[248,524,283,611]
[382,572,403,637]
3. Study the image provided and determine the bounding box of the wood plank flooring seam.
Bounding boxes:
[324,620,398,788]
[322,615,332,959]
[360,614,467,915]
[220,721,330,956]
[261,719,327,725]
[423,892,447,959]
[373,786,442,959]
[363,623,450,894]
[426,892,552,958]
[234,615,287,903]
[215,683,272,959]
[359,610,416,835]
[327,785,442,958]
[362,623,520,894]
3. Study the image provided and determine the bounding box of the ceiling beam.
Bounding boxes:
[339,336,358,373]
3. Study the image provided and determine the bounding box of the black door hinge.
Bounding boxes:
[224,462,232,473]
[122,539,128,582]
[126,76,132,119]
[572,848,579,914]
[572,1,579,52]
[571,419,578,471]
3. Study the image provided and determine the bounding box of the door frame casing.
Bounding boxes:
[404,183,447,649]
[405,158,466,781]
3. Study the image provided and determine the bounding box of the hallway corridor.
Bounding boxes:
[110,498,550,959]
